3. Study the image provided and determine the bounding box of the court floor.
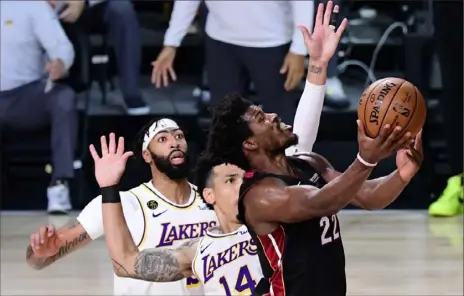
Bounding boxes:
[1,210,462,295]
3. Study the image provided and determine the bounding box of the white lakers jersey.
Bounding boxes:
[77,181,218,295]
[192,225,263,296]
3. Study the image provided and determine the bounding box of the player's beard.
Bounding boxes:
[273,133,299,154]
[151,150,190,180]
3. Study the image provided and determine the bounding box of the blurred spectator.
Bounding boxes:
[153,0,314,124]
[0,0,76,214]
[56,0,149,115]
[316,0,349,109]
[428,0,463,217]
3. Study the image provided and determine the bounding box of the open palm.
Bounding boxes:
[89,133,133,188]
[298,1,348,64]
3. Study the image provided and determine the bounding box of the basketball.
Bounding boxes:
[358,77,427,138]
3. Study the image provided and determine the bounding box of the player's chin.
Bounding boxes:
[283,133,298,148]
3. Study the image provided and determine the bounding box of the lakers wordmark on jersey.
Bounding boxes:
[192,225,263,296]
[115,182,218,296]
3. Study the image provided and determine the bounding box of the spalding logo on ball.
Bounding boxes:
[358,77,426,138]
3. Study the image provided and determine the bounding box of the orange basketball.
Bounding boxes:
[357,77,426,138]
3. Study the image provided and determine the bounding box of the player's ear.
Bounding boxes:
[243,138,258,151]
[202,188,215,206]
[142,149,152,164]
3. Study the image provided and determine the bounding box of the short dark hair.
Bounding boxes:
[206,93,254,171]
[194,150,224,209]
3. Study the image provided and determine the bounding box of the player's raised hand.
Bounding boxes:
[396,130,423,182]
[356,120,413,165]
[89,133,133,188]
[298,1,348,64]
[29,224,62,258]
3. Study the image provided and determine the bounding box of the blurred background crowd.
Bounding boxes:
[0,0,462,216]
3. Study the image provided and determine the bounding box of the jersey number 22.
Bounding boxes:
[320,215,340,245]
[219,265,256,296]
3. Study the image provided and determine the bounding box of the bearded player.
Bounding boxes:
[203,2,424,295]
[26,118,217,295]
[92,134,267,295]
[86,5,346,295]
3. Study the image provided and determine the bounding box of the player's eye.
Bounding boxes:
[175,133,184,140]
[157,136,166,143]
[225,178,234,184]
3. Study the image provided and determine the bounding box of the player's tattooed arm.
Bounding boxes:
[300,152,409,210]
[111,239,199,282]
[26,220,92,270]
[102,198,199,282]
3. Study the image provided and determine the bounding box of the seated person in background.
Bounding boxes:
[56,0,149,115]
[0,0,77,214]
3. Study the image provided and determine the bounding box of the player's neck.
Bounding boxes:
[250,153,293,175]
[218,218,241,234]
[150,173,191,205]
[215,210,241,234]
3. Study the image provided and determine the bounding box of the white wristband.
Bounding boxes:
[357,153,377,167]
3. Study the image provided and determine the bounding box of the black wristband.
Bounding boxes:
[101,185,121,203]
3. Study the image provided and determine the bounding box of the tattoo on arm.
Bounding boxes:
[112,239,199,282]
[26,220,89,270]
[309,65,322,74]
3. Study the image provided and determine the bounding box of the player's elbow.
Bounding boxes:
[110,249,139,278]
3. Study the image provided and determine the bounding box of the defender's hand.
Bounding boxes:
[396,130,423,182]
[298,1,348,64]
[29,224,62,258]
[89,133,133,188]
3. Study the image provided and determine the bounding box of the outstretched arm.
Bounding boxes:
[286,2,347,156]
[243,157,373,230]
[101,190,197,281]
[285,61,327,156]
[26,220,92,270]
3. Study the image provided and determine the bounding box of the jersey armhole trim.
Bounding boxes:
[127,190,147,248]
[191,237,204,280]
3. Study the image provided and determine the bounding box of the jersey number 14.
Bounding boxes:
[219,265,256,296]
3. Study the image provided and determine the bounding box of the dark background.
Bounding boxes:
[0,0,459,211]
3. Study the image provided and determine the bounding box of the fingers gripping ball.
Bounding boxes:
[358,78,427,138]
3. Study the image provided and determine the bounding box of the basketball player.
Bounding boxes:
[26,118,218,295]
[91,134,265,295]
[88,5,342,293]
[202,5,424,296]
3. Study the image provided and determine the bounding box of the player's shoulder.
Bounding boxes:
[81,187,143,212]
[289,151,330,171]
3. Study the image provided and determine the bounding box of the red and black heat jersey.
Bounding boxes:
[238,157,346,296]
